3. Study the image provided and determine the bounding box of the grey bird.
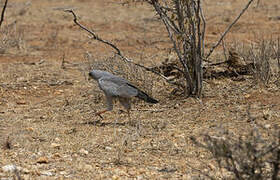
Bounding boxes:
[89,70,158,118]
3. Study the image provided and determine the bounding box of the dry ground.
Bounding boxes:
[0,0,280,179]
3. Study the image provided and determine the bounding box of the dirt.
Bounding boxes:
[0,0,280,179]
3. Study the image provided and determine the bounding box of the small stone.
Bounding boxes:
[1,177,13,180]
[60,171,67,175]
[16,100,26,105]
[2,164,20,172]
[36,157,48,164]
[83,164,93,171]
[105,146,112,151]
[17,77,25,82]
[137,175,144,180]
[25,127,34,132]
[52,153,61,158]
[55,137,60,142]
[51,143,61,148]
[112,175,119,180]
[79,148,88,155]
[21,168,30,174]
[41,171,53,176]
[264,124,271,129]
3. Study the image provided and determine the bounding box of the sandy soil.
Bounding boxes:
[0,0,279,179]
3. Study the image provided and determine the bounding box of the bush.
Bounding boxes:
[191,124,280,179]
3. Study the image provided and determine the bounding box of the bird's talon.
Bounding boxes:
[95,113,104,119]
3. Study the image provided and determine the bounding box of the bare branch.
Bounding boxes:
[64,9,183,88]
[221,38,228,62]
[0,0,8,28]
[64,9,122,56]
[206,0,255,59]
[152,2,180,34]
[199,1,206,57]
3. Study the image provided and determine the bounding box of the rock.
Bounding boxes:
[36,157,48,164]
[264,124,271,129]
[105,146,112,151]
[60,171,67,175]
[112,175,119,180]
[21,168,30,174]
[79,148,89,155]
[83,164,93,171]
[25,127,34,132]
[52,153,61,158]
[78,163,93,172]
[137,175,144,180]
[0,177,13,180]
[16,100,26,105]
[2,164,20,172]
[41,171,53,176]
[51,143,61,148]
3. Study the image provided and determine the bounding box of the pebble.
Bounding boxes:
[105,146,112,151]
[36,157,48,164]
[83,164,93,171]
[264,124,271,129]
[60,171,67,175]
[79,148,89,155]
[51,142,61,148]
[137,175,144,180]
[112,175,119,180]
[41,171,53,176]
[52,153,61,158]
[2,164,21,173]
[1,177,13,180]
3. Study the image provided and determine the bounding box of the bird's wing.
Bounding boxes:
[98,77,138,98]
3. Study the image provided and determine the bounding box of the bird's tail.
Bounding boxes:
[136,90,159,104]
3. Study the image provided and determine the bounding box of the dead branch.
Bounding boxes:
[199,2,206,57]
[0,0,8,28]
[61,52,66,69]
[221,39,228,62]
[206,0,255,59]
[64,9,184,88]
[148,0,205,97]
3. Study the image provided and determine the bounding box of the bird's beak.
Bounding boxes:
[88,72,93,81]
[88,72,93,79]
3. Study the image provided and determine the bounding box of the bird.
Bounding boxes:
[88,70,158,119]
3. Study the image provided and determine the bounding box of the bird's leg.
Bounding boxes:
[127,109,134,126]
[95,110,108,119]
[127,109,131,120]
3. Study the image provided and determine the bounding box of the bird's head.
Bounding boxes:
[89,70,108,80]
[89,71,98,80]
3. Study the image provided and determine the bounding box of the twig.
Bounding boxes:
[0,0,8,28]
[61,52,66,69]
[208,60,228,66]
[64,9,183,88]
[132,108,165,112]
[206,0,255,59]
[221,38,228,62]
[199,1,206,57]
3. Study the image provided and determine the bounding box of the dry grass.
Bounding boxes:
[0,0,280,179]
[0,21,26,54]
[231,39,280,86]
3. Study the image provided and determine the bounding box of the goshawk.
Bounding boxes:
[89,70,158,118]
